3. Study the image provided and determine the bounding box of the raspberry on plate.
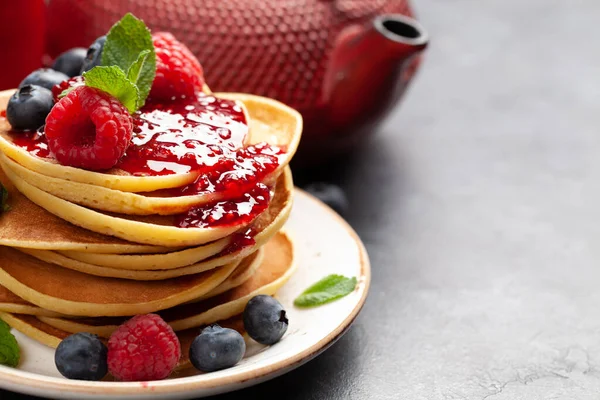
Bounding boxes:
[150,32,205,100]
[45,85,133,171]
[107,314,181,381]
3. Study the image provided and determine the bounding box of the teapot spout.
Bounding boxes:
[322,14,428,130]
[373,15,428,60]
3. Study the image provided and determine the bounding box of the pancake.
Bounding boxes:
[0,244,262,318]
[217,93,302,159]
[36,232,295,336]
[17,175,292,280]
[195,247,263,301]
[0,94,301,216]
[38,248,264,337]
[0,247,241,316]
[1,164,292,247]
[0,285,65,317]
[164,231,294,332]
[0,88,253,193]
[57,237,230,270]
[0,312,244,372]
[0,167,169,253]
[0,313,68,348]
[21,165,292,273]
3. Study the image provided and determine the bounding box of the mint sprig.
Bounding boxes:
[83,13,155,113]
[294,275,357,308]
[102,13,155,105]
[0,318,19,367]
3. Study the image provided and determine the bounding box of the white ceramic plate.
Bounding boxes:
[0,189,370,399]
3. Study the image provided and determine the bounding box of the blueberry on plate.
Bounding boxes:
[6,85,54,131]
[303,182,349,215]
[52,48,87,77]
[19,68,69,91]
[243,295,288,345]
[80,36,107,74]
[55,332,108,381]
[189,324,246,372]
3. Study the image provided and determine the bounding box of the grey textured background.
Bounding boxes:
[4,0,600,399]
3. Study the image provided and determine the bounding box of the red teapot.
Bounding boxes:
[46,0,428,164]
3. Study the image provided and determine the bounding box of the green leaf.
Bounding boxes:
[84,66,139,114]
[1,183,9,213]
[101,13,156,107]
[127,49,150,85]
[294,275,357,308]
[126,49,150,109]
[0,319,19,367]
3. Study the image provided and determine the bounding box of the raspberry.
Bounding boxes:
[51,76,85,102]
[107,314,180,381]
[45,86,133,171]
[150,32,204,100]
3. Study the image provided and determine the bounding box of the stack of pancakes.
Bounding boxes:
[0,90,302,370]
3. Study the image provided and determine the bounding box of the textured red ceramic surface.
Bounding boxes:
[0,2,46,90]
[46,0,425,162]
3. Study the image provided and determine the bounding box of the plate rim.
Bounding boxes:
[0,188,371,398]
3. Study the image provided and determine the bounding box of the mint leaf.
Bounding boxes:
[0,319,19,367]
[83,66,139,114]
[1,183,9,213]
[127,49,150,86]
[294,275,357,308]
[102,13,155,107]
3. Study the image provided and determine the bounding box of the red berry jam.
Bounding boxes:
[52,76,85,102]
[118,95,249,176]
[223,227,259,254]
[174,184,270,228]
[8,93,250,176]
[7,93,285,229]
[164,142,284,198]
[11,131,50,158]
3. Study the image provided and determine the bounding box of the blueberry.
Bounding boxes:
[7,85,54,131]
[80,36,107,74]
[55,332,108,381]
[243,295,288,345]
[52,48,87,77]
[303,182,349,215]
[189,324,246,372]
[19,68,69,91]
